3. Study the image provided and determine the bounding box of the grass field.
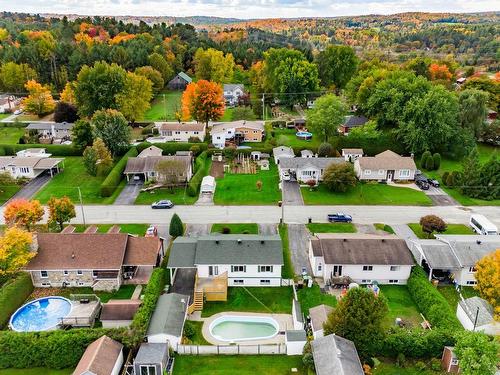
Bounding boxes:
[214,163,281,205]
[34,157,124,204]
[273,128,321,149]
[407,223,474,239]
[142,91,182,121]
[278,224,295,279]
[0,184,21,205]
[0,369,73,375]
[0,126,24,143]
[374,223,395,234]
[306,222,357,233]
[296,284,337,315]
[211,223,259,234]
[72,223,150,235]
[302,183,432,206]
[380,285,422,329]
[183,320,211,345]
[135,186,197,205]
[438,285,479,310]
[201,287,293,317]
[173,355,306,375]
[219,107,236,121]
[373,361,444,375]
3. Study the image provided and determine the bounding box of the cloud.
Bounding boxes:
[0,0,497,18]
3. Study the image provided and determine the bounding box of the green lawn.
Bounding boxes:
[297,284,337,315]
[302,183,432,206]
[135,186,197,205]
[0,184,21,205]
[438,285,479,310]
[34,157,124,204]
[0,126,24,143]
[214,163,281,205]
[380,285,422,329]
[306,223,357,233]
[273,128,321,149]
[30,284,136,303]
[219,107,236,121]
[374,223,395,234]
[142,91,182,121]
[173,355,306,375]
[0,368,73,375]
[210,223,259,234]
[183,320,211,345]
[72,224,150,236]
[201,287,293,317]
[373,361,444,375]
[407,223,474,239]
[278,224,295,279]
[0,113,11,120]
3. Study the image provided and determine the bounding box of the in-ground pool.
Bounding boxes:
[9,296,72,332]
[209,315,279,342]
[296,131,312,140]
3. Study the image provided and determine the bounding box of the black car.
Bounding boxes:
[327,213,353,223]
[427,178,440,187]
[151,200,174,209]
[415,179,430,190]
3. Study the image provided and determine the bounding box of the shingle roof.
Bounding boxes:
[309,304,333,332]
[279,157,345,170]
[223,84,244,91]
[123,236,161,266]
[147,293,189,337]
[273,146,295,158]
[357,150,416,171]
[312,334,364,375]
[343,115,368,128]
[211,120,264,134]
[459,297,494,326]
[73,335,123,375]
[100,300,142,321]
[167,237,197,268]
[138,146,163,158]
[135,343,169,365]
[26,122,74,130]
[177,72,192,83]
[124,155,191,174]
[311,234,414,265]
[159,122,205,132]
[342,148,363,154]
[0,156,63,169]
[286,330,307,342]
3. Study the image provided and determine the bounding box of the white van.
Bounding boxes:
[470,214,498,235]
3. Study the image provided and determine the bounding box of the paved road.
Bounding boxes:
[1,204,499,226]
[288,223,311,275]
[114,183,142,205]
[423,185,458,206]
[282,181,304,205]
[4,174,50,204]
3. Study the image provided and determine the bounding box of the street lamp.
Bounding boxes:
[77,186,86,227]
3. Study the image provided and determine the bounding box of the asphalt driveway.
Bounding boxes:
[282,181,304,205]
[171,268,196,297]
[287,223,311,275]
[259,223,277,235]
[114,183,142,205]
[5,174,51,203]
[185,224,210,237]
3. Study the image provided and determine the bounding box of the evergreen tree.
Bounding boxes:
[169,213,184,237]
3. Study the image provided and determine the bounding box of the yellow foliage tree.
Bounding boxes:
[3,199,44,231]
[22,80,56,117]
[0,28,9,42]
[60,82,77,104]
[0,227,33,277]
[475,249,500,321]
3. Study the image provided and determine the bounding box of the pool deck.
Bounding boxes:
[199,311,293,345]
[61,301,101,327]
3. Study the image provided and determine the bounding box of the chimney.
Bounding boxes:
[30,233,39,253]
[476,240,481,245]
[237,239,242,244]
[260,240,265,244]
[71,252,75,259]
[215,240,219,244]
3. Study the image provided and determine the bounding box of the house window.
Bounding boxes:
[364,170,372,175]
[259,266,273,273]
[378,169,384,174]
[92,270,98,278]
[451,358,459,365]
[389,280,399,284]
[194,131,199,134]
[77,270,83,275]
[390,266,400,272]
[231,265,246,273]
[63,270,69,276]
[468,266,477,273]
[40,270,48,278]
[260,280,271,285]
[362,266,373,271]
[361,279,372,284]
[233,280,244,285]
[164,130,172,136]
[466,280,477,285]
[318,263,322,272]
[400,169,410,177]
[140,365,157,375]
[41,282,51,287]
[175,131,180,135]
[78,282,84,286]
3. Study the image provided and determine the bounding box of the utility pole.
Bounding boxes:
[261,93,265,121]
[163,93,167,120]
[77,187,86,227]
[473,306,480,331]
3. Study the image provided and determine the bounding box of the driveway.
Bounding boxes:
[423,186,458,206]
[5,174,51,203]
[114,183,142,205]
[259,223,277,235]
[185,223,210,237]
[282,181,304,205]
[392,224,418,242]
[287,223,311,275]
[171,268,196,297]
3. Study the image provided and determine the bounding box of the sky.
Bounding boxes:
[0,0,498,19]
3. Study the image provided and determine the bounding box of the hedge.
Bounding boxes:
[381,328,455,359]
[0,122,26,129]
[0,273,34,329]
[100,147,138,197]
[0,144,82,156]
[407,266,462,330]
[136,141,207,156]
[187,151,208,196]
[337,133,406,156]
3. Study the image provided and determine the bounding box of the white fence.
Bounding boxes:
[281,278,294,286]
[176,343,286,355]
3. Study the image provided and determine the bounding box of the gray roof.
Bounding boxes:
[224,84,244,92]
[459,297,494,326]
[135,343,169,365]
[312,334,364,375]
[286,330,307,342]
[177,72,192,83]
[124,155,191,174]
[309,304,333,332]
[273,146,295,158]
[344,115,368,128]
[167,237,197,268]
[279,157,344,170]
[357,150,416,171]
[26,122,74,130]
[147,293,189,338]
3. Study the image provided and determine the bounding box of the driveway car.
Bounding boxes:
[427,178,440,187]
[416,179,430,190]
[151,200,174,209]
[327,213,353,223]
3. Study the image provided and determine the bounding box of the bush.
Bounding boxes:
[183,321,196,339]
[222,227,231,234]
[338,133,406,156]
[318,142,333,157]
[141,124,154,135]
[0,144,81,156]
[100,147,138,197]
[430,358,441,371]
[432,153,441,170]
[442,171,450,186]
[415,361,426,371]
[446,172,455,187]
[407,266,461,330]
[420,151,431,168]
[0,273,34,329]
[381,328,455,359]
[187,151,208,196]
[424,155,434,170]
[396,353,406,367]
[271,120,286,128]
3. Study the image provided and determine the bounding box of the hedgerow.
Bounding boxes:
[0,274,34,329]
[187,151,208,196]
[100,147,138,197]
[0,144,81,156]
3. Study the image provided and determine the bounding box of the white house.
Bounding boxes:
[300,149,314,158]
[210,120,264,149]
[273,146,295,165]
[156,122,205,142]
[223,84,245,106]
[147,293,189,348]
[342,148,363,162]
[309,234,414,285]
[354,150,417,182]
[309,304,333,339]
[25,122,74,140]
[278,157,344,183]
[167,235,284,287]
[73,335,124,375]
[456,296,500,335]
[0,149,63,179]
[408,235,500,286]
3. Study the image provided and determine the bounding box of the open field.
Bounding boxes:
[380,285,422,329]
[302,183,432,206]
[142,91,182,121]
[211,223,259,234]
[0,126,24,144]
[407,223,474,239]
[306,222,357,233]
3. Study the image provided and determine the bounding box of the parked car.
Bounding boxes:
[427,178,440,187]
[151,200,174,209]
[415,179,430,190]
[327,213,353,223]
[281,171,291,181]
[145,225,158,237]
[13,109,23,115]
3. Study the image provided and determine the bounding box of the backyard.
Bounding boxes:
[34,157,124,204]
[296,284,337,315]
[28,284,136,303]
[0,125,24,144]
[407,223,474,239]
[438,285,479,310]
[211,223,259,234]
[201,287,293,318]
[0,184,21,205]
[173,355,306,375]
[273,128,321,150]
[306,222,357,233]
[301,183,432,206]
[379,285,422,329]
[214,163,281,205]
[373,360,444,375]
[141,90,182,121]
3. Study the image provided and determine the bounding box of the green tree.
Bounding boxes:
[116,72,153,122]
[318,142,333,157]
[0,62,37,93]
[432,153,441,170]
[307,94,346,141]
[405,57,431,78]
[458,89,489,139]
[316,45,358,89]
[47,196,76,231]
[323,287,388,359]
[459,148,481,197]
[454,331,499,375]
[322,162,357,193]
[83,138,113,176]
[424,155,434,170]
[91,109,130,156]
[420,151,432,168]
[193,48,235,83]
[135,66,164,94]
[148,53,174,83]
[82,146,98,176]
[71,120,94,152]
[169,213,184,237]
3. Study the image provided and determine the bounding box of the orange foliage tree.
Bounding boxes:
[3,199,44,231]
[475,249,500,321]
[22,80,56,117]
[181,80,225,125]
[429,63,452,81]
[0,227,33,277]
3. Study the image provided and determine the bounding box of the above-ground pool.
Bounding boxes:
[9,297,72,332]
[209,315,279,342]
[296,131,312,140]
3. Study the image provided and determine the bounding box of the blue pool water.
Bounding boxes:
[9,297,72,332]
